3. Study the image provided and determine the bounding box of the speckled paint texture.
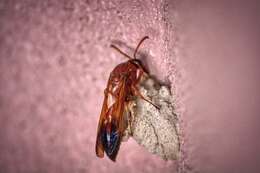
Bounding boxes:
[0,0,260,173]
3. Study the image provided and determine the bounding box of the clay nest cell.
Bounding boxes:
[123,76,180,160]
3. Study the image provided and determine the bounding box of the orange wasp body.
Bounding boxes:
[95,36,157,161]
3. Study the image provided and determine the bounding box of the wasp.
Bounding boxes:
[95,36,158,161]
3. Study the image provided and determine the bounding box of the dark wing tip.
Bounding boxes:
[100,122,122,162]
[105,138,120,162]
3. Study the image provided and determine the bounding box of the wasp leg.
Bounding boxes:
[131,86,160,110]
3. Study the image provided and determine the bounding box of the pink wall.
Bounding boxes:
[0,0,259,173]
[174,1,260,172]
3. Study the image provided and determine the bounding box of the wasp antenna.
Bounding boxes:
[110,44,133,60]
[133,36,149,59]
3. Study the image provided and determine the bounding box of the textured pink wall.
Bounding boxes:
[0,0,260,173]
[173,1,260,173]
[0,1,177,173]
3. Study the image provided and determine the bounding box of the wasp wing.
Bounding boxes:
[95,89,108,158]
[95,77,128,161]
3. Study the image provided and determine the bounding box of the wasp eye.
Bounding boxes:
[131,59,142,67]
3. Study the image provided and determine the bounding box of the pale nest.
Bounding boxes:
[123,77,180,160]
